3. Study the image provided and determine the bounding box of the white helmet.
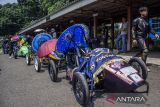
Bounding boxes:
[34,29,45,33]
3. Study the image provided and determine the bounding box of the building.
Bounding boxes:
[18,0,160,50]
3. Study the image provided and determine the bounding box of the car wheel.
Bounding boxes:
[34,56,41,72]
[129,57,148,80]
[72,72,89,106]
[48,59,58,82]
[26,54,31,65]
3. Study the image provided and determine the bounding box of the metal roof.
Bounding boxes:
[19,0,97,34]
[19,0,160,34]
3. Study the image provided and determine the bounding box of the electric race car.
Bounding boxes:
[11,35,29,59]
[31,33,52,72]
[71,48,149,105]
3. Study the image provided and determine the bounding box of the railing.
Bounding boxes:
[20,0,82,32]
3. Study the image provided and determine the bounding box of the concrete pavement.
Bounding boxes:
[0,54,160,107]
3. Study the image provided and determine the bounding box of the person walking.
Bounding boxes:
[2,38,9,54]
[8,35,13,58]
[116,17,128,53]
[133,6,159,71]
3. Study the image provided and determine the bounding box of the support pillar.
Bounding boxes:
[111,18,114,49]
[93,13,98,38]
[59,23,62,33]
[127,0,132,51]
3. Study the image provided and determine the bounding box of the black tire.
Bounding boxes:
[129,57,148,80]
[34,56,41,72]
[48,59,58,82]
[72,72,89,106]
[26,54,31,65]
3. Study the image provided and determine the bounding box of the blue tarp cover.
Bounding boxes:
[32,33,52,52]
[80,48,124,82]
[56,24,89,54]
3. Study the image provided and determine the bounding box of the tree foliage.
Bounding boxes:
[0,0,74,36]
[0,3,22,35]
[0,0,42,36]
[40,0,75,14]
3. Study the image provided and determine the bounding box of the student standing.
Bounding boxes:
[133,6,159,71]
[116,17,128,53]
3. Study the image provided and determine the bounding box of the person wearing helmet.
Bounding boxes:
[133,6,159,71]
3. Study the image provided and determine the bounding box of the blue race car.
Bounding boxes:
[71,48,149,106]
[47,24,90,82]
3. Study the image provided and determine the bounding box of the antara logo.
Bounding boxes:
[106,95,146,104]
[116,96,146,102]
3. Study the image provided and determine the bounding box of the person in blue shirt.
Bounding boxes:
[116,17,128,53]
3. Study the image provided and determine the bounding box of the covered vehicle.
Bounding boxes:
[56,24,89,54]
[37,39,57,58]
[32,33,52,53]
[17,45,29,56]
[31,33,52,72]
[16,36,29,57]
[46,24,148,105]
[71,48,149,105]
[11,35,29,59]
[25,29,47,65]
[47,24,90,82]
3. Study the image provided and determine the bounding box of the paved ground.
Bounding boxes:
[0,54,160,107]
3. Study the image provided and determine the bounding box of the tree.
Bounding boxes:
[0,0,75,36]
[18,0,42,19]
[40,0,72,14]
[0,0,43,36]
[0,3,23,35]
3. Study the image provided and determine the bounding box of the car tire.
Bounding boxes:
[129,57,148,80]
[26,54,31,65]
[48,59,58,82]
[72,72,89,106]
[34,56,41,72]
